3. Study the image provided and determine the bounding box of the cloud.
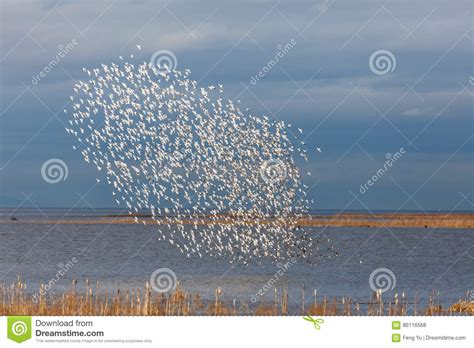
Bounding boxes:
[402,107,433,117]
[0,0,472,209]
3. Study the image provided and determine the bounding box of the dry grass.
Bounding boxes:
[299,213,474,229]
[1,278,472,316]
[3,213,473,229]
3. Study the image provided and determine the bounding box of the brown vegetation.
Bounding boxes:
[1,278,472,316]
[3,213,473,229]
[299,213,474,229]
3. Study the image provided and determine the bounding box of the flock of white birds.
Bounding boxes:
[65,50,337,264]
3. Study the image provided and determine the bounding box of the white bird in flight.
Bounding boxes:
[65,55,336,265]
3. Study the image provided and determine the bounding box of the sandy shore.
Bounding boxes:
[2,213,473,229]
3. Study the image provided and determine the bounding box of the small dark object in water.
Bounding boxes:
[11,216,18,221]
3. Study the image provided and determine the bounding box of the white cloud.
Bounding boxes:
[402,107,433,117]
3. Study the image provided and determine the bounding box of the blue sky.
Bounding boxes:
[0,0,472,211]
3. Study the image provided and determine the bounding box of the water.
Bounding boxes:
[0,208,472,313]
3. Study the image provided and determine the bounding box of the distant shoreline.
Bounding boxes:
[2,212,473,229]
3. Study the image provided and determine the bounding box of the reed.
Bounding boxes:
[1,278,472,316]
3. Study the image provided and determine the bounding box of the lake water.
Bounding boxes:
[0,208,472,313]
